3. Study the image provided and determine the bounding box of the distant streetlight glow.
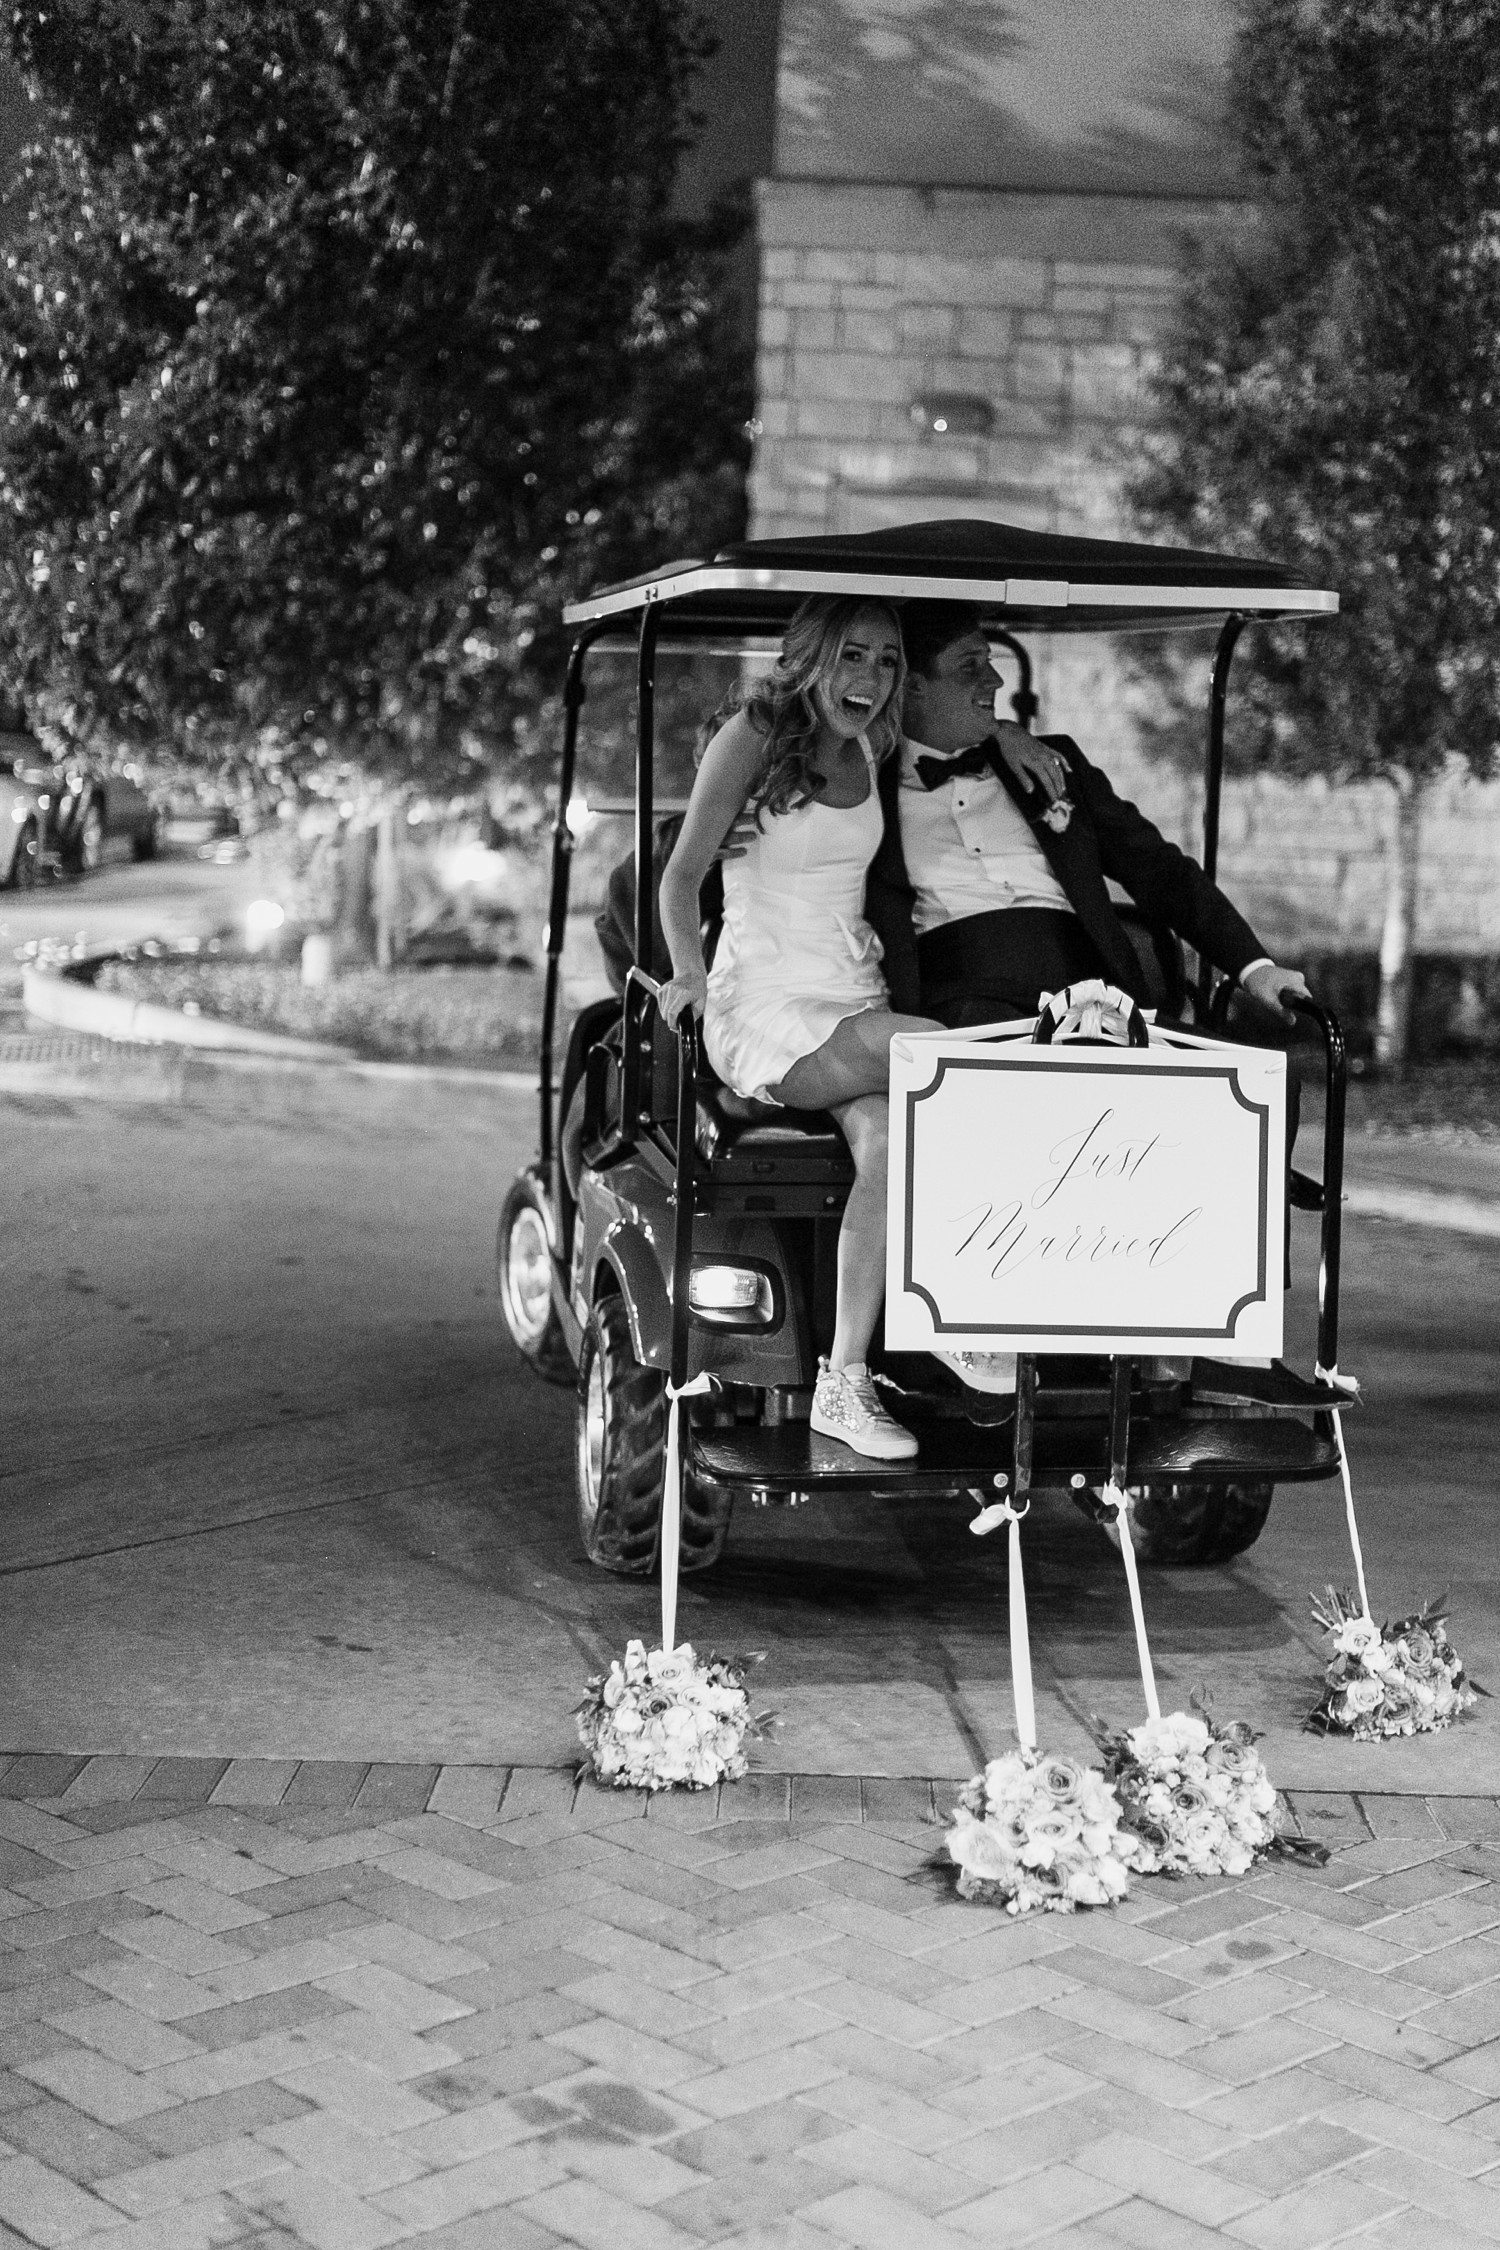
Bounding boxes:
[245,899,286,942]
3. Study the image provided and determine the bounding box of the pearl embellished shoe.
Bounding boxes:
[810,1360,918,1461]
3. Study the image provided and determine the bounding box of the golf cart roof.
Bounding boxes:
[562,518,1339,636]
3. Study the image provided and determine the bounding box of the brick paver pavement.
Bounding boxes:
[1,1755,1499,2248]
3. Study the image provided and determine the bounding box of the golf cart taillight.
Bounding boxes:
[688,1264,776,1325]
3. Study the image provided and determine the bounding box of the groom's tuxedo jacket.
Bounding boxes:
[863,733,1267,1017]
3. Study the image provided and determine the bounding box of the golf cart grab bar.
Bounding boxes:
[623,967,699,1390]
[1207,983,1346,1381]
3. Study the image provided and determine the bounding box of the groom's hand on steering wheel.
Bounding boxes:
[658,967,708,1031]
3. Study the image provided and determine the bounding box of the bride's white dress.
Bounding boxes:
[704,736,888,1102]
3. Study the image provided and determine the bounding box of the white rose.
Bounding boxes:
[1063,1865,1112,1906]
[1096,1853,1132,1897]
[1334,1616,1383,1660]
[947,1812,1015,1883]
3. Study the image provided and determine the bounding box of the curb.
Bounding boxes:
[13,963,536,1090]
[22,960,352,1061]
[1343,1182,1500,1239]
[7,1752,1500,1829]
[0,1032,536,1096]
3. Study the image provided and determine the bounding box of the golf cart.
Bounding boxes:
[498,520,1351,1573]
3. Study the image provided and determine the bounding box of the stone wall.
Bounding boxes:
[749,179,1244,538]
[748,178,1500,957]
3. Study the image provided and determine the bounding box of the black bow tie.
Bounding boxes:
[914,742,997,792]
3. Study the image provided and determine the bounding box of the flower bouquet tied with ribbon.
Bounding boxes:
[945,1750,1149,1915]
[1307,1588,1478,1740]
[577,1639,771,1790]
[1098,1706,1280,1877]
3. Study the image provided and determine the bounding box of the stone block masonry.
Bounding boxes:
[749,180,1232,540]
[748,178,1500,957]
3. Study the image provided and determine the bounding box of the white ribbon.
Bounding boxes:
[970,1492,1036,1757]
[1317,1364,1370,1621]
[1038,979,1139,1048]
[1098,1484,1162,1721]
[660,1372,714,1654]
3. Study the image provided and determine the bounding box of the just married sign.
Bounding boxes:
[885,1028,1286,1357]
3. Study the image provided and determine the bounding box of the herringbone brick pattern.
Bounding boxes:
[0,1756,1499,2248]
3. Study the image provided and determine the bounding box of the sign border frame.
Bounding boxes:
[899,1052,1273,1343]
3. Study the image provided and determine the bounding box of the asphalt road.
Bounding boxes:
[5,1055,1498,1796]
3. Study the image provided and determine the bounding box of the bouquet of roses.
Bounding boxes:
[944,1751,1148,1915]
[1307,1588,1478,1740]
[577,1640,770,1790]
[1098,1706,1280,1877]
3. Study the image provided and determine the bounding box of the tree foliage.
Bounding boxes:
[1129,0,1500,789]
[0,0,751,780]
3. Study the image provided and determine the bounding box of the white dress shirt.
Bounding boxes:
[898,737,1074,935]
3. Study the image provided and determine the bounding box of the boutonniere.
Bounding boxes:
[1039,796,1074,834]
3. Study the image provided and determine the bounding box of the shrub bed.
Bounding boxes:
[96,956,546,1066]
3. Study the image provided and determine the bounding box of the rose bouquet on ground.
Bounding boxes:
[1307,1588,1478,1739]
[1097,1706,1280,1877]
[944,1751,1148,1915]
[577,1640,770,1790]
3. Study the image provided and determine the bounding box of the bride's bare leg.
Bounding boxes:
[770,1008,938,1369]
[825,1091,888,1369]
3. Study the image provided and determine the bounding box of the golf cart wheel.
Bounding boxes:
[576,1292,732,1577]
[1081,1479,1275,1567]
[497,1176,572,1385]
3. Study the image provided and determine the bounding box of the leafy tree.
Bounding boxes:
[0,0,750,789]
[1129,0,1500,1063]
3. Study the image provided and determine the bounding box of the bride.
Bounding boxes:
[656,595,1044,1461]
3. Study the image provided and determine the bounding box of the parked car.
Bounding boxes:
[158,781,242,854]
[0,736,44,888]
[4,740,160,872]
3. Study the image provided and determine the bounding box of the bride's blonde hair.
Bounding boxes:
[701,595,905,821]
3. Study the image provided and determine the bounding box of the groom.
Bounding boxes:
[865,601,1311,1031]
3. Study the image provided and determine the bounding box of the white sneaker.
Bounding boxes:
[933,1350,1018,1396]
[810,1361,918,1461]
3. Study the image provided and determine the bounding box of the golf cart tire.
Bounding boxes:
[497,1176,573,1385]
[576,1292,731,1578]
[1083,1479,1275,1567]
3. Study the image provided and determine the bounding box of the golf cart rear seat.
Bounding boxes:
[568,1000,856,1212]
[583,840,856,1187]
[693,1082,852,1166]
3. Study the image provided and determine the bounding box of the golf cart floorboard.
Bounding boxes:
[689,1412,1340,1496]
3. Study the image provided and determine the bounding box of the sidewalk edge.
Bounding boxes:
[23,961,352,1061]
[15,963,537,1089]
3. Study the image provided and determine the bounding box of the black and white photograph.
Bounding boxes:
[4,2,1500,2244]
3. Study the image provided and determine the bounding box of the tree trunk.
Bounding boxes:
[333,821,377,967]
[1374,772,1423,1070]
[374,802,400,972]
